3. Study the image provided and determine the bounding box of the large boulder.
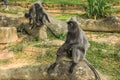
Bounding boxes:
[46,15,68,36]
[70,16,120,32]
[0,13,24,28]
[0,61,109,80]
[22,24,48,40]
[18,2,68,38]
[0,11,68,40]
[20,15,68,38]
[0,27,18,43]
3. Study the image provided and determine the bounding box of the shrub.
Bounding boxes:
[85,0,112,19]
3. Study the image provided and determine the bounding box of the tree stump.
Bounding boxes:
[0,27,18,43]
[24,24,47,40]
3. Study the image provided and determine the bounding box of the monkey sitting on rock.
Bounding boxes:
[24,2,60,38]
[47,20,101,80]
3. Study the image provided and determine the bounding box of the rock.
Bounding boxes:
[18,14,68,39]
[70,16,120,32]
[22,15,68,38]
[48,61,96,80]
[0,13,66,40]
[0,61,109,80]
[46,14,68,36]
[0,15,24,27]
[23,24,48,40]
[0,27,18,43]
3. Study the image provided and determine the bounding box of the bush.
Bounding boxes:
[85,0,112,19]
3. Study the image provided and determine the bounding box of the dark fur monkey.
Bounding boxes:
[24,2,59,38]
[47,20,101,80]
[34,3,50,26]
[24,2,50,29]
[25,5,36,25]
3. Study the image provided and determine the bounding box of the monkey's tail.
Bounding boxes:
[45,24,59,39]
[84,59,101,80]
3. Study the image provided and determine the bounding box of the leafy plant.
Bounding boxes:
[85,0,112,19]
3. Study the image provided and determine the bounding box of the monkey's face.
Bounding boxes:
[67,21,78,33]
[34,3,42,11]
[34,3,40,8]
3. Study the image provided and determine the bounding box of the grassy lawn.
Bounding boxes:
[41,0,86,4]
[55,13,85,21]
[112,8,120,13]
[87,41,120,80]
[55,14,76,21]
[9,0,86,4]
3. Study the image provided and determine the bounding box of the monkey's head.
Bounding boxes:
[24,12,30,18]
[34,3,43,11]
[67,21,79,33]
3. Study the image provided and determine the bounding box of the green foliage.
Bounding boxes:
[37,0,85,4]
[87,41,120,80]
[9,0,86,4]
[112,8,120,13]
[9,42,24,53]
[36,48,57,63]
[85,0,112,19]
[47,25,66,40]
[58,33,66,40]
[55,14,78,21]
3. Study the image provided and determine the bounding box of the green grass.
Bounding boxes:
[87,41,120,80]
[41,0,86,4]
[36,48,57,63]
[55,13,84,21]
[0,59,11,65]
[112,8,120,13]
[8,0,120,5]
[55,14,75,21]
[1,10,19,14]
[8,0,86,4]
